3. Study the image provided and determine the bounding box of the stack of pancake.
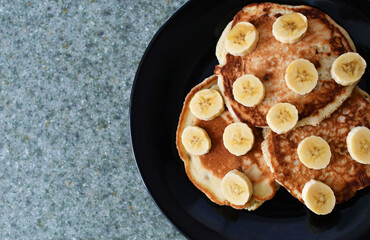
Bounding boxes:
[176,2,369,215]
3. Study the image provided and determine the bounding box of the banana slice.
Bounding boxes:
[297,136,331,169]
[225,22,259,56]
[346,126,370,164]
[181,126,211,155]
[272,12,308,43]
[223,122,254,156]
[266,103,298,134]
[221,169,253,206]
[285,59,318,95]
[232,74,265,107]
[331,52,367,86]
[302,179,336,215]
[189,89,224,121]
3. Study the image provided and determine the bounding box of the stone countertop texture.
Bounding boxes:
[0,0,187,239]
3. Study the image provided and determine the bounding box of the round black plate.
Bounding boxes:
[130,0,370,239]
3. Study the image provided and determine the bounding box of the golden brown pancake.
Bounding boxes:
[262,87,370,204]
[176,75,278,210]
[215,2,357,128]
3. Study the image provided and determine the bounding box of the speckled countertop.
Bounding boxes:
[0,0,187,239]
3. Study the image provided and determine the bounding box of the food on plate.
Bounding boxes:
[176,75,278,210]
[331,52,367,86]
[297,136,331,170]
[181,126,211,155]
[189,89,224,120]
[223,122,254,156]
[215,2,358,128]
[262,87,370,204]
[225,22,259,57]
[175,2,368,215]
[272,12,308,44]
[232,74,265,107]
[346,126,370,164]
[221,169,253,205]
[266,103,298,134]
[285,58,318,95]
[302,179,336,215]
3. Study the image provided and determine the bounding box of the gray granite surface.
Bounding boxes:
[0,0,187,239]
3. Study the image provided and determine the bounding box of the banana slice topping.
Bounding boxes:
[346,126,370,164]
[233,74,265,107]
[272,12,308,43]
[181,126,211,155]
[223,122,254,156]
[221,169,253,206]
[266,103,299,134]
[331,52,367,86]
[302,179,336,215]
[225,22,259,56]
[189,89,224,121]
[285,59,318,95]
[297,136,331,169]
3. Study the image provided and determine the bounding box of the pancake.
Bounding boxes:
[262,87,370,204]
[215,2,357,128]
[176,75,278,210]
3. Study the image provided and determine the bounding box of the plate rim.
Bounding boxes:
[129,1,197,239]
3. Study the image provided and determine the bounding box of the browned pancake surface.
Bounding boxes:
[196,118,275,200]
[263,88,370,203]
[176,75,277,210]
[216,3,356,127]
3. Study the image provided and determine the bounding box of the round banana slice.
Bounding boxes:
[232,74,265,107]
[225,22,259,56]
[181,126,211,155]
[223,122,254,156]
[285,59,318,95]
[189,89,224,121]
[266,103,298,134]
[346,126,370,164]
[302,179,336,215]
[272,12,308,43]
[297,136,331,169]
[331,52,367,86]
[221,169,253,206]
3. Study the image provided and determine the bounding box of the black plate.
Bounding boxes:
[130,0,370,239]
